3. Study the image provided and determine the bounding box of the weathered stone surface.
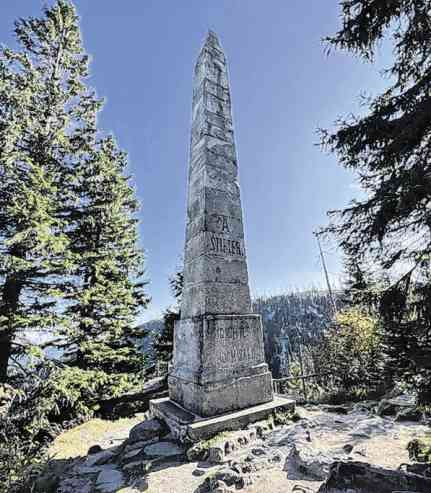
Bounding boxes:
[58,478,93,493]
[151,395,294,442]
[96,467,125,493]
[143,441,184,459]
[169,30,273,416]
[377,394,416,417]
[84,449,117,467]
[318,461,431,493]
[128,418,164,444]
[287,442,335,480]
[395,405,422,421]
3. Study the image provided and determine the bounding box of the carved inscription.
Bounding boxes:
[206,319,262,366]
[216,214,230,232]
[220,346,258,364]
[213,320,252,340]
[209,235,243,256]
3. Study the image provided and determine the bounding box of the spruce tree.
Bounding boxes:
[0,0,87,381]
[154,270,183,364]
[322,1,431,400]
[64,135,149,379]
[0,1,149,388]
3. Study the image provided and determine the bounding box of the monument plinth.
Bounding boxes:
[151,31,294,438]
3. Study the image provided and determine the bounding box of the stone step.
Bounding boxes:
[150,395,295,441]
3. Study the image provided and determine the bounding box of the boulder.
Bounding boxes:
[207,446,225,463]
[401,462,431,477]
[130,477,149,491]
[128,418,164,443]
[88,444,103,455]
[351,402,375,414]
[143,441,184,459]
[96,467,125,493]
[318,461,431,493]
[84,449,117,467]
[395,406,422,422]
[204,468,252,491]
[377,395,416,417]
[287,442,334,480]
[350,416,389,439]
[58,477,93,493]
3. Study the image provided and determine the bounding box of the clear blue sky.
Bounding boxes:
[1,1,390,322]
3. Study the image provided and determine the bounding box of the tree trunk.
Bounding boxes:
[0,273,23,383]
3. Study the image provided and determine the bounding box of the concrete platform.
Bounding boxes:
[150,394,295,442]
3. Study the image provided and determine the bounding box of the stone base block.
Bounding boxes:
[170,313,273,417]
[168,365,273,417]
[169,369,273,417]
[150,395,295,442]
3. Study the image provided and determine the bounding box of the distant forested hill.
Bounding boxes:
[138,319,164,364]
[253,290,339,378]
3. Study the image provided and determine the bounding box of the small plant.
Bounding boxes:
[407,436,431,463]
[273,409,301,426]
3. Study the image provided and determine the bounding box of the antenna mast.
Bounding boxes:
[314,232,337,315]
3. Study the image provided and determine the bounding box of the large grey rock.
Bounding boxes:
[58,478,93,493]
[377,394,416,417]
[128,418,163,443]
[318,461,431,492]
[96,467,125,493]
[204,467,252,491]
[168,30,273,418]
[395,405,422,421]
[349,416,391,439]
[84,449,117,467]
[143,441,184,458]
[287,442,335,480]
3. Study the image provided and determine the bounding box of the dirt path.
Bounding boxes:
[144,406,429,493]
[50,405,429,493]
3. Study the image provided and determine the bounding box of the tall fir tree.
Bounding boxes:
[0,0,87,381]
[0,1,149,385]
[322,1,431,400]
[64,135,149,378]
[154,269,183,364]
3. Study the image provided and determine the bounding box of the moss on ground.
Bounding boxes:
[273,409,301,426]
[48,416,143,459]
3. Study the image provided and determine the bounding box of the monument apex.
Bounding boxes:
[168,31,274,417]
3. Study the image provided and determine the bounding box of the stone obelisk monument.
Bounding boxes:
[168,31,274,417]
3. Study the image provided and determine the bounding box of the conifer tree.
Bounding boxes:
[322,1,431,400]
[0,1,149,386]
[0,0,88,381]
[154,270,183,363]
[64,136,149,377]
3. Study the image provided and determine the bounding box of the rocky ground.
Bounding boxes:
[40,396,431,493]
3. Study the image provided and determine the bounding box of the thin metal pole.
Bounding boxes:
[297,342,307,401]
[315,232,337,315]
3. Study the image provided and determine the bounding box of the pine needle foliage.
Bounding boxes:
[154,270,183,363]
[0,0,149,387]
[0,0,85,381]
[64,136,150,375]
[321,1,431,401]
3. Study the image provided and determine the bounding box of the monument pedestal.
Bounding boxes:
[150,394,295,442]
[168,314,273,417]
